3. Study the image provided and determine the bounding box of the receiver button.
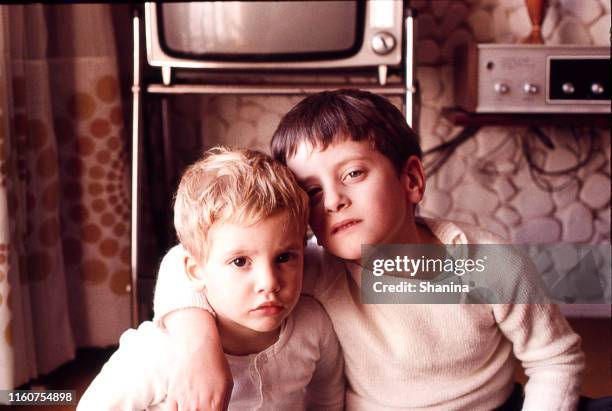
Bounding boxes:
[591,83,604,95]
[523,83,539,94]
[494,82,509,94]
[562,82,575,95]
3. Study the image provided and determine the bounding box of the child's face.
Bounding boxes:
[190,212,303,338]
[287,139,422,261]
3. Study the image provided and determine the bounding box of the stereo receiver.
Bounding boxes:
[454,44,610,113]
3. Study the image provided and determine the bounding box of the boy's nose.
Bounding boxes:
[324,188,349,213]
[255,265,281,293]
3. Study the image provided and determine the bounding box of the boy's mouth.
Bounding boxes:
[251,301,284,315]
[331,219,361,235]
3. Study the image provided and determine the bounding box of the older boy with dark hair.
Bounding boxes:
[153,90,584,410]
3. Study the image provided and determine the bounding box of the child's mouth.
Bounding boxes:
[331,219,361,234]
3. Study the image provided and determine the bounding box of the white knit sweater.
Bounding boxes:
[153,218,585,410]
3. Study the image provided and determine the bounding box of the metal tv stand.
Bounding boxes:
[129,8,419,326]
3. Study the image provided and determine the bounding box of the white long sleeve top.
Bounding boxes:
[79,296,345,411]
[153,217,585,411]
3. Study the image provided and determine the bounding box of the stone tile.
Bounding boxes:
[438,2,470,39]
[542,4,561,39]
[456,134,479,156]
[226,120,257,146]
[239,103,264,121]
[559,202,594,242]
[431,0,452,19]
[552,179,580,209]
[511,217,562,243]
[500,0,526,9]
[577,152,608,179]
[418,105,440,141]
[467,9,496,42]
[417,39,441,65]
[479,216,509,239]
[595,207,611,235]
[511,185,555,218]
[550,16,593,44]
[448,209,477,225]
[493,6,515,42]
[201,115,229,149]
[256,113,282,142]
[492,177,518,202]
[417,13,437,39]
[217,96,239,120]
[453,181,499,215]
[417,66,443,102]
[590,13,612,45]
[561,0,602,23]
[545,146,578,172]
[580,173,611,209]
[436,153,466,191]
[440,28,473,64]
[421,190,452,217]
[508,6,533,39]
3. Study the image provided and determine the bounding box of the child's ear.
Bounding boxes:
[184,254,206,292]
[401,155,426,205]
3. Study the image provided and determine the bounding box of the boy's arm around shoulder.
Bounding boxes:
[77,322,173,410]
[153,245,212,326]
[297,297,345,411]
[153,245,233,411]
[492,253,584,411]
[301,240,344,300]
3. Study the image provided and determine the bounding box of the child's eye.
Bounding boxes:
[230,257,248,267]
[276,252,295,264]
[306,187,321,198]
[344,169,364,181]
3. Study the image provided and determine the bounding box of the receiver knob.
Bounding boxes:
[371,32,396,55]
[591,83,604,95]
[494,82,509,94]
[523,83,539,94]
[562,82,575,94]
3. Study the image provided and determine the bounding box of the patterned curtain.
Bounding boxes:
[0,4,130,389]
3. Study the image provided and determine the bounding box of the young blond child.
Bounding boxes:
[78,147,344,410]
[153,90,585,410]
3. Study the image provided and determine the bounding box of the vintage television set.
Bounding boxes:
[144,1,411,86]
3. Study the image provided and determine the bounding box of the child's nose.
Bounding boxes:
[324,186,349,213]
[255,264,281,293]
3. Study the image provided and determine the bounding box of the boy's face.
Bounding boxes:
[189,211,303,339]
[287,139,423,261]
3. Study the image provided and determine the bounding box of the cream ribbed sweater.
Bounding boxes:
[154,218,585,410]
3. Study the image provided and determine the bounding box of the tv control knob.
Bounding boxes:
[562,82,575,94]
[523,83,539,95]
[371,32,396,55]
[591,83,604,95]
[494,82,509,94]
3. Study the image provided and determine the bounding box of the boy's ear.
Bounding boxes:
[184,253,206,292]
[401,155,426,205]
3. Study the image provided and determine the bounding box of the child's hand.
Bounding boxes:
[164,308,233,411]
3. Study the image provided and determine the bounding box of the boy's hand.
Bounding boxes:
[164,308,233,411]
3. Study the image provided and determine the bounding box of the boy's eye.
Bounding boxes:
[306,187,322,198]
[230,257,248,267]
[276,252,295,263]
[343,169,364,181]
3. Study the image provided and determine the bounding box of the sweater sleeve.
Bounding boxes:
[152,245,213,328]
[493,303,584,411]
[77,322,173,410]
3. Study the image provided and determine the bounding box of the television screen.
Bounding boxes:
[158,1,363,61]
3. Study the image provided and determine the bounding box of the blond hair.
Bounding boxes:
[174,146,309,263]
